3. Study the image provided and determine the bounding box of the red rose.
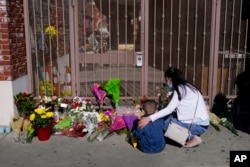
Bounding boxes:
[22,92,28,96]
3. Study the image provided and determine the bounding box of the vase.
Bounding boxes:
[36,126,51,141]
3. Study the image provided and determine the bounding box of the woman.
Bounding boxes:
[138,67,210,148]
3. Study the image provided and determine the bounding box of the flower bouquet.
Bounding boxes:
[220,118,239,136]
[10,116,35,143]
[29,106,54,128]
[54,96,94,137]
[82,110,100,141]
[10,116,24,142]
[122,112,139,148]
[115,107,140,147]
[22,119,35,143]
[39,95,62,111]
[110,115,126,132]
[96,111,112,141]
[102,78,121,107]
[82,109,112,142]
[29,106,54,141]
[14,92,36,116]
[156,85,173,110]
[63,97,86,137]
[93,83,106,111]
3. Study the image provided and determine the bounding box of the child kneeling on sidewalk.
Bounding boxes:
[133,99,166,153]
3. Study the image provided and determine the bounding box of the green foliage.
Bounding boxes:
[220,118,239,136]
[14,92,36,116]
[103,78,121,107]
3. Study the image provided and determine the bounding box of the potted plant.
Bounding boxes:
[14,92,36,117]
[29,106,54,141]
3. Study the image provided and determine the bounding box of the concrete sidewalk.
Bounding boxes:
[0,126,249,167]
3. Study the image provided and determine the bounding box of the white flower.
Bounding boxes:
[82,111,101,136]
[42,96,52,103]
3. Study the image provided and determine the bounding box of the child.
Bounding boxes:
[133,99,166,153]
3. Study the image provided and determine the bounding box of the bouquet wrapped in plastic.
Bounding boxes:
[83,110,112,142]
[110,115,126,131]
[93,83,106,110]
[82,111,100,139]
[103,78,121,107]
[22,119,34,143]
[122,111,139,148]
[10,116,24,142]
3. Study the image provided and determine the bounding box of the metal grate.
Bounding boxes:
[25,0,248,107]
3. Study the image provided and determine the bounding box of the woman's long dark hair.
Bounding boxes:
[164,67,199,100]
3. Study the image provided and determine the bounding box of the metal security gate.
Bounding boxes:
[75,0,145,102]
[74,0,214,102]
[25,0,249,107]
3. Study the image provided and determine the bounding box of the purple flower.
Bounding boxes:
[122,114,139,130]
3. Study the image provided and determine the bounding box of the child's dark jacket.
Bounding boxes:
[133,114,166,153]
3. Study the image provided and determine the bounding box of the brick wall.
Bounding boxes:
[0,0,26,81]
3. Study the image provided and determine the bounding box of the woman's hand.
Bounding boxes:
[138,116,151,128]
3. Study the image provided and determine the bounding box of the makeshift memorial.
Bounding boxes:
[11,76,240,145]
[15,78,152,143]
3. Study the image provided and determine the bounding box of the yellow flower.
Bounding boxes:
[41,115,47,119]
[35,108,44,115]
[30,106,54,128]
[99,113,109,122]
[30,113,35,121]
[45,25,58,38]
[46,112,53,118]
